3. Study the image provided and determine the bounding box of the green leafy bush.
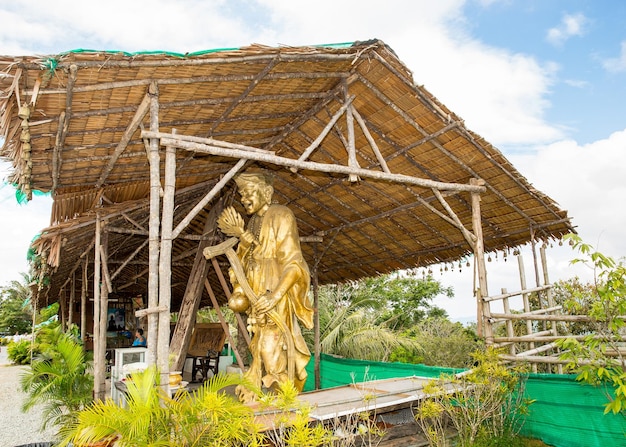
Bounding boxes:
[20,325,93,435]
[556,234,626,416]
[7,339,33,364]
[414,348,533,447]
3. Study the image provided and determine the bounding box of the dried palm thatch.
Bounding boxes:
[0,40,574,310]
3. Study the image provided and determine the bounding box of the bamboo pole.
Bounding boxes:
[80,258,87,347]
[351,106,390,174]
[93,216,107,401]
[292,96,354,170]
[493,329,554,344]
[517,253,536,372]
[52,64,76,192]
[157,130,176,386]
[470,178,490,342]
[146,81,160,365]
[344,88,359,183]
[483,284,551,302]
[68,270,75,328]
[171,159,246,239]
[146,132,486,194]
[515,342,558,357]
[111,239,149,280]
[432,188,476,247]
[541,244,561,373]
[490,312,613,322]
[501,288,515,355]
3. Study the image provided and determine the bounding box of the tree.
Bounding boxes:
[341,272,452,330]
[551,276,598,335]
[391,317,483,368]
[0,273,34,335]
[311,272,452,362]
[556,234,626,416]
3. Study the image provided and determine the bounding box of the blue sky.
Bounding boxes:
[1,0,625,319]
[462,0,626,145]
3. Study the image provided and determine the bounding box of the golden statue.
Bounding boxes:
[211,171,313,402]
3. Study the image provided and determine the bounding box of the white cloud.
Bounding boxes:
[546,12,587,47]
[602,41,626,73]
[511,129,626,258]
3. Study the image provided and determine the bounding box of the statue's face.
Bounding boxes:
[239,183,270,215]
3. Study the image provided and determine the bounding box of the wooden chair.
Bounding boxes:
[185,323,227,382]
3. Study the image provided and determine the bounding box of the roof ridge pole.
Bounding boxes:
[470,178,492,343]
[146,81,160,365]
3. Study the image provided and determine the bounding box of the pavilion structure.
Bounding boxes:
[1,40,575,399]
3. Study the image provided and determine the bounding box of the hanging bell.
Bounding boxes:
[18,103,31,120]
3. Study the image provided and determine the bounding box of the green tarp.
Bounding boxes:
[304,354,626,447]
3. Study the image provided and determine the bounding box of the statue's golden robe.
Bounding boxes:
[232,203,313,391]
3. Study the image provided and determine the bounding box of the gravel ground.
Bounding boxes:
[0,348,57,447]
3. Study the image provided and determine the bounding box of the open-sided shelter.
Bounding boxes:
[0,40,575,398]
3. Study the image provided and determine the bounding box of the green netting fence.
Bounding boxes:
[304,354,626,447]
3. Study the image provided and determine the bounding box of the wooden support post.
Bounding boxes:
[80,258,87,346]
[312,260,321,390]
[501,288,515,356]
[470,178,492,343]
[170,197,226,372]
[93,216,109,401]
[345,93,359,182]
[517,253,537,373]
[59,289,67,330]
[540,244,561,373]
[147,81,160,365]
[68,271,75,328]
[157,130,176,385]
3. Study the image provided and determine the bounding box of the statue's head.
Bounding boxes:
[234,171,274,215]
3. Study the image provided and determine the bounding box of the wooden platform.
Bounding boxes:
[251,375,460,446]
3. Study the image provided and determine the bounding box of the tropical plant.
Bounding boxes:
[414,348,532,447]
[58,367,265,447]
[7,338,33,364]
[314,281,422,361]
[20,325,94,433]
[260,380,331,447]
[344,272,452,330]
[551,276,598,335]
[0,272,34,335]
[391,317,483,368]
[556,234,626,416]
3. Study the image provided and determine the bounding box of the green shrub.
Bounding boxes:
[415,348,533,447]
[20,326,93,435]
[7,339,33,364]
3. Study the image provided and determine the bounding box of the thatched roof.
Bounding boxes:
[0,40,574,309]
